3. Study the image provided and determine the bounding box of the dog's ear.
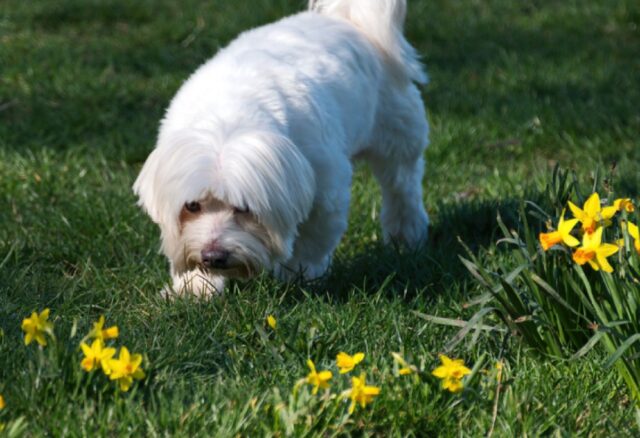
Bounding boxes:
[133,145,165,224]
[133,132,217,261]
[133,129,219,226]
[216,131,316,236]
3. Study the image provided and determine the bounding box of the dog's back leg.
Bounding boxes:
[365,83,429,248]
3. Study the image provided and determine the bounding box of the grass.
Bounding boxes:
[1,0,639,435]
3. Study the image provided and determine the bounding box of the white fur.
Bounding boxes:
[134,0,430,296]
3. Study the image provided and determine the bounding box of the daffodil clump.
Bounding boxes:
[305,359,332,394]
[294,351,382,414]
[538,192,638,273]
[21,309,54,347]
[336,351,364,374]
[461,171,640,403]
[267,315,277,331]
[290,346,475,418]
[431,354,471,393]
[343,373,381,414]
[18,309,145,394]
[79,316,145,392]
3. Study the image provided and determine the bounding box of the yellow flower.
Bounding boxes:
[267,315,277,330]
[391,352,415,375]
[624,222,640,255]
[344,373,380,414]
[431,354,471,393]
[21,308,54,347]
[572,227,619,273]
[568,193,617,234]
[0,394,4,410]
[614,198,635,213]
[336,352,365,374]
[108,347,145,392]
[538,210,580,251]
[305,359,332,394]
[89,315,119,341]
[80,339,116,374]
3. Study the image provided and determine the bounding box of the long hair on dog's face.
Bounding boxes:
[133,127,316,279]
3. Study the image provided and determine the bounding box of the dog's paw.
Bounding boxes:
[384,208,429,250]
[165,271,225,298]
[402,210,429,249]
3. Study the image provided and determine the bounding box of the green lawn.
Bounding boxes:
[1,0,639,435]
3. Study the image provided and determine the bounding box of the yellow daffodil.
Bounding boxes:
[89,315,119,341]
[391,352,415,375]
[305,359,332,394]
[432,354,471,393]
[108,347,145,392]
[267,315,277,330]
[614,198,635,213]
[539,210,580,250]
[0,394,4,410]
[21,308,54,347]
[80,339,116,374]
[336,352,365,374]
[572,227,619,272]
[344,373,380,414]
[568,193,617,234]
[624,222,640,254]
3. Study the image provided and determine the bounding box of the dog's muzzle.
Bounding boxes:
[201,249,231,269]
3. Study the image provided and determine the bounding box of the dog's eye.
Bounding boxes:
[184,201,201,213]
[233,206,250,214]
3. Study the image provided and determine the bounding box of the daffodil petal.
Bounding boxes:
[583,193,601,217]
[628,222,639,240]
[80,342,93,356]
[562,234,580,247]
[35,333,47,346]
[439,354,452,366]
[568,201,584,221]
[598,244,620,258]
[558,218,579,234]
[103,326,119,339]
[431,366,448,378]
[587,259,600,271]
[600,206,617,220]
[597,255,614,273]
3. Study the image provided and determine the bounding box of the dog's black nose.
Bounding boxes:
[201,249,230,269]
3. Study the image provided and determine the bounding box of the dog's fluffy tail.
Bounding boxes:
[309,0,427,85]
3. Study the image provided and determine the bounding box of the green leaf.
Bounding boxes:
[604,334,640,369]
[411,311,504,332]
[571,329,607,360]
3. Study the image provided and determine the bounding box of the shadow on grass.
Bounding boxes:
[319,194,545,302]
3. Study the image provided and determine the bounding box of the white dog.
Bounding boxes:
[134,0,430,296]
